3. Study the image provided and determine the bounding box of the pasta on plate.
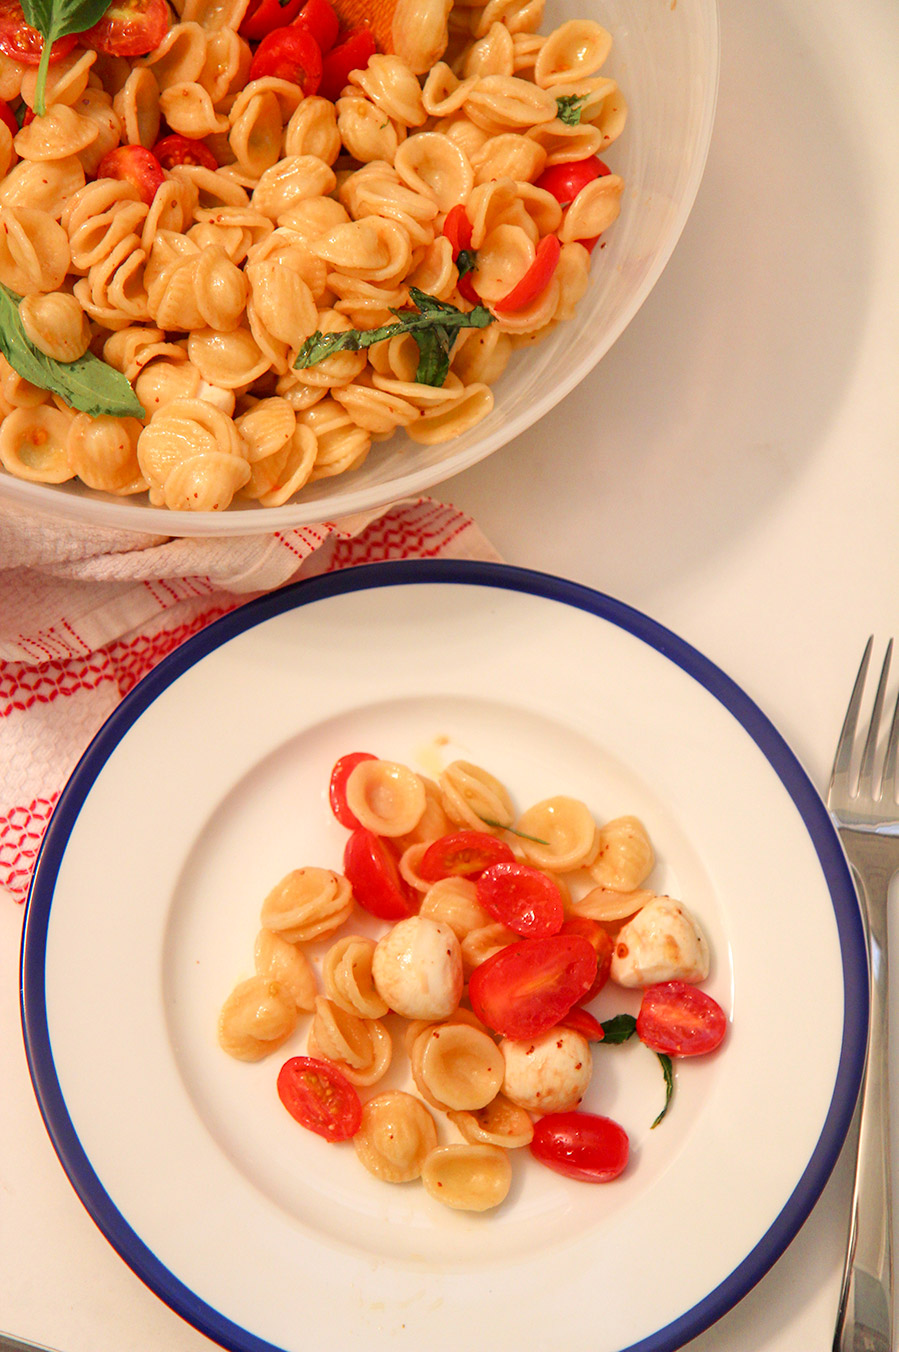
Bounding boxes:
[0,0,626,510]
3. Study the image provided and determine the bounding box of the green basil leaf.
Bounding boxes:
[651,1053,674,1128]
[556,93,587,126]
[20,0,112,114]
[599,1013,637,1044]
[456,248,477,279]
[0,282,145,418]
[413,325,453,388]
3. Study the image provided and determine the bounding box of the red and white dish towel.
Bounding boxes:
[0,497,501,906]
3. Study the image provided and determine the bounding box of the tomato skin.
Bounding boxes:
[328,751,377,828]
[534,156,611,209]
[560,916,613,1003]
[277,1055,362,1141]
[81,0,170,57]
[559,1005,605,1041]
[343,827,416,921]
[249,24,323,92]
[636,981,727,1057]
[493,233,561,314]
[152,133,218,171]
[0,0,76,64]
[442,203,473,256]
[418,830,515,883]
[530,1112,629,1183]
[97,145,165,206]
[239,0,305,40]
[476,861,564,938]
[0,99,16,136]
[294,0,339,53]
[318,27,376,101]
[467,933,598,1040]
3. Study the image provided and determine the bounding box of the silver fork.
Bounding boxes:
[828,637,899,1352]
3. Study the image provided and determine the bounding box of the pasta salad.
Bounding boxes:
[218,753,728,1213]
[0,0,626,510]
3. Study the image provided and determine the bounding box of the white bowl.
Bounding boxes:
[0,0,719,537]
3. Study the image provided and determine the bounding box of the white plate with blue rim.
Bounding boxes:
[21,559,865,1352]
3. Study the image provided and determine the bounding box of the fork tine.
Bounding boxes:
[829,636,873,801]
[858,639,892,800]
[882,658,899,804]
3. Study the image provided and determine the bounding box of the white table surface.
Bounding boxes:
[2,0,898,1347]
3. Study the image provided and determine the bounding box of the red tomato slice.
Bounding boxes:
[249,24,323,92]
[97,145,165,206]
[294,0,339,53]
[343,827,416,920]
[277,1055,362,1141]
[534,156,611,209]
[0,99,16,136]
[457,273,480,304]
[476,861,564,938]
[530,1111,629,1183]
[493,234,561,315]
[318,26,375,101]
[636,981,727,1057]
[418,830,515,883]
[0,0,76,64]
[152,133,218,171]
[329,751,377,828]
[80,0,169,57]
[559,1005,605,1041]
[239,0,305,40]
[442,203,473,257]
[468,933,597,1040]
[560,916,613,1003]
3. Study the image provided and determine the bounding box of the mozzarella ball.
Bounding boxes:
[611,895,710,987]
[372,915,464,1020]
[501,1027,592,1114]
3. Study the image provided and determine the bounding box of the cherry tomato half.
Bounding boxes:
[249,23,323,92]
[0,0,76,64]
[277,1055,362,1141]
[318,26,376,101]
[442,203,472,257]
[328,751,377,828]
[530,1111,629,1183]
[560,916,613,1003]
[239,0,305,40]
[468,933,597,1040]
[0,99,16,137]
[418,830,515,883]
[152,133,218,171]
[80,0,170,57]
[294,0,339,53]
[636,981,727,1057]
[559,1005,605,1041]
[476,861,564,938]
[534,156,611,209]
[97,145,165,206]
[492,234,561,314]
[343,826,416,920]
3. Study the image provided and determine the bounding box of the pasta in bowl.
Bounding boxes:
[0,0,718,532]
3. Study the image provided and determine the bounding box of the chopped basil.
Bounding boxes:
[556,93,588,126]
[456,248,478,278]
[599,1013,674,1126]
[294,287,495,389]
[652,1054,674,1128]
[0,282,146,419]
[20,0,113,115]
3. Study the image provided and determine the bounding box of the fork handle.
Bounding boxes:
[833,862,893,1352]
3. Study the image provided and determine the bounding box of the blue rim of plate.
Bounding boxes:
[20,558,867,1352]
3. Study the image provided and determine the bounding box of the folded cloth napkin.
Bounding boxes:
[0,496,501,905]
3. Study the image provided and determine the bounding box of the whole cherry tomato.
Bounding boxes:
[239,0,306,40]
[277,1055,362,1141]
[293,0,339,52]
[80,0,170,57]
[328,751,377,828]
[97,145,165,206]
[248,23,323,92]
[152,133,218,171]
[493,234,561,314]
[418,830,515,883]
[343,827,416,920]
[530,1111,629,1183]
[558,1005,605,1041]
[467,933,597,1040]
[476,861,564,938]
[534,156,611,208]
[318,26,375,101]
[560,915,613,1003]
[0,0,76,64]
[636,981,727,1057]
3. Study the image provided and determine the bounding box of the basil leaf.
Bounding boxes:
[0,282,145,418]
[413,325,453,387]
[475,815,550,846]
[456,248,477,279]
[599,1013,637,1044]
[20,0,112,114]
[556,93,587,126]
[652,1054,674,1128]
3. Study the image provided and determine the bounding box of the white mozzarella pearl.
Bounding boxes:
[372,915,464,1020]
[610,895,710,987]
[501,1028,592,1114]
